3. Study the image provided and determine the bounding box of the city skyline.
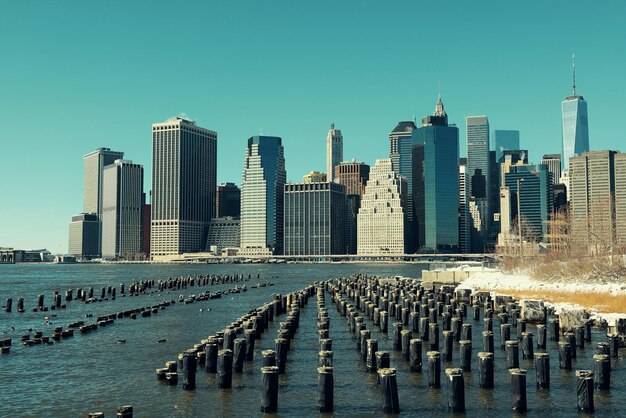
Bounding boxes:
[1,2,625,252]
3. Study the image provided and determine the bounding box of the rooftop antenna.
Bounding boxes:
[572,53,576,96]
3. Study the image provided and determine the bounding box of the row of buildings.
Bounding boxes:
[67,62,626,259]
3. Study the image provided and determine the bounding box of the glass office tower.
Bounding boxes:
[562,96,589,170]
[413,96,459,252]
[240,136,287,255]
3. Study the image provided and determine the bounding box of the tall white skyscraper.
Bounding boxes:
[326,124,343,181]
[240,136,286,255]
[151,117,217,258]
[357,159,406,255]
[458,160,471,254]
[102,160,144,259]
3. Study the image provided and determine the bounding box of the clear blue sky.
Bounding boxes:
[1,1,625,253]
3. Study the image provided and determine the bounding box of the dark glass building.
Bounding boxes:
[412,97,459,252]
[216,182,241,218]
[283,181,346,255]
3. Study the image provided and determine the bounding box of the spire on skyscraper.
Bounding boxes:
[434,95,446,118]
[572,53,576,96]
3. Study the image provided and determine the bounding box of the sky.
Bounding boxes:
[1,1,625,253]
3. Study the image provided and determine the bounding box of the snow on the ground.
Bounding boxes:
[456,270,626,295]
[455,269,626,322]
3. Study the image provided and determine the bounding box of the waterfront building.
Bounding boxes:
[493,130,520,162]
[458,159,471,253]
[101,160,144,259]
[412,96,459,252]
[562,56,589,170]
[570,151,626,250]
[283,181,346,255]
[303,171,327,183]
[240,136,286,255]
[68,213,101,259]
[357,159,407,255]
[205,216,240,252]
[151,117,217,257]
[467,116,491,252]
[326,124,343,182]
[503,164,554,242]
[334,160,370,254]
[216,183,241,218]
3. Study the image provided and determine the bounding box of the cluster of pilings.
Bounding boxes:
[157,285,315,416]
[18,300,176,348]
[2,273,257,314]
[325,274,619,414]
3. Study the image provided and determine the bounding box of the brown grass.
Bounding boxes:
[478,288,626,314]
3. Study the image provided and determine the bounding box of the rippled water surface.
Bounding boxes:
[0,263,623,417]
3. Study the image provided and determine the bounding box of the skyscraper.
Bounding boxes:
[83,148,125,215]
[283,181,346,255]
[240,136,286,255]
[216,183,241,218]
[102,160,144,259]
[151,117,217,258]
[458,159,471,254]
[326,124,343,181]
[541,154,562,184]
[562,55,589,170]
[82,147,124,256]
[357,159,407,255]
[412,96,459,251]
[334,161,370,197]
[570,151,625,249]
[503,164,554,241]
[389,120,417,251]
[467,116,491,252]
[335,160,370,254]
[493,130,520,162]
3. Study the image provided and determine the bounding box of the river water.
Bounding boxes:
[0,263,623,417]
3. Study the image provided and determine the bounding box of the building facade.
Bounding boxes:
[390,120,417,250]
[83,148,124,215]
[283,181,346,255]
[562,95,589,170]
[151,117,217,257]
[205,216,240,252]
[503,164,554,241]
[326,124,343,182]
[412,96,459,252]
[101,160,144,259]
[466,116,491,252]
[541,154,562,186]
[334,160,370,254]
[68,213,101,259]
[458,159,471,253]
[493,130,520,162]
[570,151,625,250]
[216,183,241,218]
[240,136,286,255]
[357,159,407,255]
